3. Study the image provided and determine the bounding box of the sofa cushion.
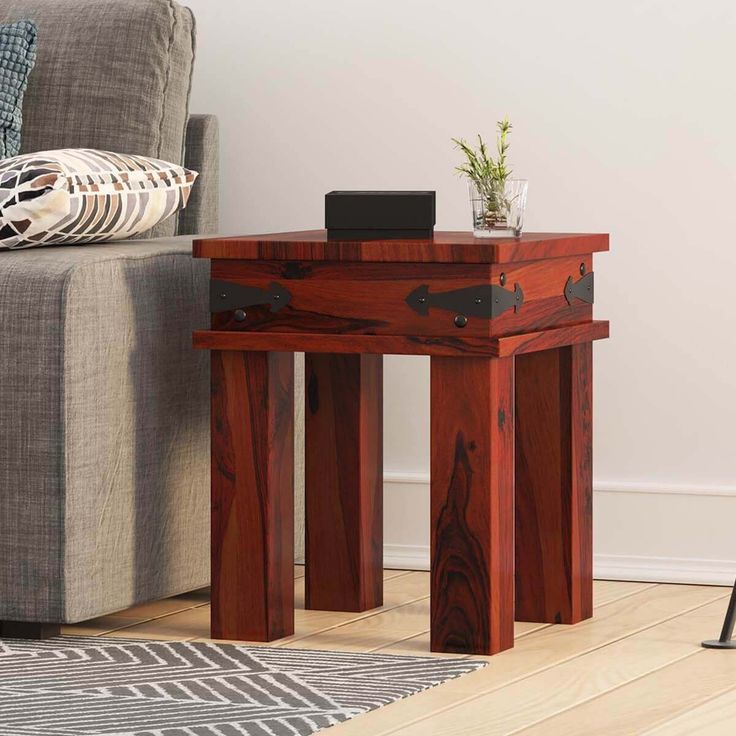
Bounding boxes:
[0,237,210,622]
[0,20,38,159]
[0,149,197,249]
[0,0,195,238]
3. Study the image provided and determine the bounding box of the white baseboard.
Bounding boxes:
[383,471,736,497]
[383,545,430,571]
[383,546,735,586]
[591,481,736,498]
[382,472,736,586]
[594,554,735,586]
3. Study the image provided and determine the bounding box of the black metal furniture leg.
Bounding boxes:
[702,578,736,649]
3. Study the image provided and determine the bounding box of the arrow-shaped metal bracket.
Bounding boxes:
[405,283,524,319]
[210,279,292,313]
[564,272,594,305]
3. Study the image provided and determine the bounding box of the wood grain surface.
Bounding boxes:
[305,353,383,612]
[194,321,608,358]
[430,356,515,655]
[195,231,609,264]
[208,257,592,338]
[515,343,593,624]
[210,350,295,641]
[198,230,609,655]
[493,320,608,356]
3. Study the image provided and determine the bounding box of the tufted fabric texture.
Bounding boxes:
[0,20,38,159]
[0,0,195,238]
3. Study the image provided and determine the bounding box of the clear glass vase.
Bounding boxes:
[469,179,528,238]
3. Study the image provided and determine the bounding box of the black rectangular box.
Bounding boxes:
[325,190,435,239]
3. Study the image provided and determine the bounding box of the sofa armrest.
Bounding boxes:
[178,114,220,236]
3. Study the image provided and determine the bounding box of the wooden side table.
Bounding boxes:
[193,231,609,656]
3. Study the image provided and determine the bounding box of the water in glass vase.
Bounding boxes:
[470,179,528,238]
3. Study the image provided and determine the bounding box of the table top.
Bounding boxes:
[194,230,609,264]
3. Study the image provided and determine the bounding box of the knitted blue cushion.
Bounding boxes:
[0,20,38,159]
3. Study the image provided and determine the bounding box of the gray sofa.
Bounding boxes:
[0,0,217,635]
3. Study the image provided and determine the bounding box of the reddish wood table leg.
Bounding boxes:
[211,350,295,641]
[515,343,593,624]
[304,353,383,612]
[430,356,515,655]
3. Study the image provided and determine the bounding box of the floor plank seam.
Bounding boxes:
[82,579,652,644]
[372,589,731,736]
[513,623,554,639]
[276,579,649,653]
[593,582,659,607]
[505,648,712,735]
[83,603,206,637]
[85,570,307,638]
[637,681,736,736]
[383,570,416,580]
[274,594,432,647]
[367,630,431,654]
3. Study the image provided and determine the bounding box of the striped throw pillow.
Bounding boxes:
[0,149,198,249]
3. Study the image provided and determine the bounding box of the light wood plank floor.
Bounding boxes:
[63,569,735,735]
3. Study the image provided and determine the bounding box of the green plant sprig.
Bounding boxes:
[452,118,513,213]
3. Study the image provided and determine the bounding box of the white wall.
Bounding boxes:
[184,0,736,583]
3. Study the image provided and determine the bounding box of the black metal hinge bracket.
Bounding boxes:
[210,279,292,313]
[405,283,524,319]
[564,272,594,305]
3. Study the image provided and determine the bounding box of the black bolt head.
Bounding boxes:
[454,314,468,328]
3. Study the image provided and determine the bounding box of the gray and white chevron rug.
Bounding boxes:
[0,636,485,736]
